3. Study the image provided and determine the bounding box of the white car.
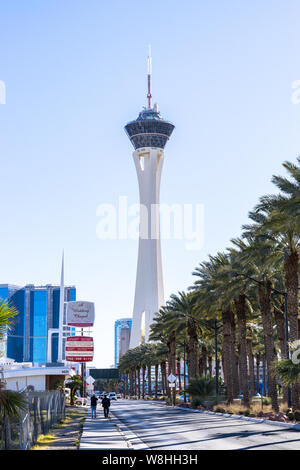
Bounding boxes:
[108,392,117,400]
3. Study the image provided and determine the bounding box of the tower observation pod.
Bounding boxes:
[124,48,175,349]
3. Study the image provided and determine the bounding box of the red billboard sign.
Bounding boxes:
[65,336,94,362]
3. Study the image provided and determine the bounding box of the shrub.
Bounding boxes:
[187,375,216,398]
[214,406,226,413]
[287,409,294,421]
[191,397,203,408]
[263,397,271,405]
[293,410,300,421]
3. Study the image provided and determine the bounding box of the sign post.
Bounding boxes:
[168,373,177,406]
[66,301,95,400]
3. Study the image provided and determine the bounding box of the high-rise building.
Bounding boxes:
[124,48,174,348]
[0,284,76,364]
[114,318,132,367]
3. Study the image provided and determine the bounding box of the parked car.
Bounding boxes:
[75,396,88,406]
[178,394,189,401]
[108,392,117,400]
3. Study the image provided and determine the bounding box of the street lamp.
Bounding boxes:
[231,271,291,407]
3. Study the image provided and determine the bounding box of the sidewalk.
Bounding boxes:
[79,407,130,450]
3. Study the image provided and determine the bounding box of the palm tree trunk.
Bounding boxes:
[222,308,234,403]
[167,330,176,404]
[142,366,146,399]
[155,364,159,398]
[177,358,181,390]
[235,294,250,407]
[199,354,204,376]
[160,361,167,395]
[284,250,300,410]
[187,318,199,378]
[256,354,260,394]
[258,282,279,412]
[148,365,152,397]
[229,310,239,397]
[262,354,267,396]
[137,367,141,399]
[201,345,207,377]
[247,337,255,399]
[274,306,289,403]
[208,356,213,376]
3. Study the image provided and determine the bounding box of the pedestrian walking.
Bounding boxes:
[90,393,98,418]
[102,394,111,418]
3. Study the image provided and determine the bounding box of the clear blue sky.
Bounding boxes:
[1,0,300,367]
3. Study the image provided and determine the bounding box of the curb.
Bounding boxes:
[110,412,150,450]
[173,405,300,430]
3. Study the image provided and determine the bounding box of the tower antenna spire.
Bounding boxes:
[147,44,152,109]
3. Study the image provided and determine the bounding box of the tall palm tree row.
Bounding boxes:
[118,157,300,410]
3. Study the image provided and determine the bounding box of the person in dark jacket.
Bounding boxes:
[101,395,111,418]
[90,394,98,418]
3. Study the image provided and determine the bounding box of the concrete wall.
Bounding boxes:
[5,374,46,391]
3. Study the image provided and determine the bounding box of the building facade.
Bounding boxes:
[114,318,132,367]
[0,284,76,364]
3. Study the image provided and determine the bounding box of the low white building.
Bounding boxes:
[0,358,75,392]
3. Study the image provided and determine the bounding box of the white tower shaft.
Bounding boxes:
[129,147,164,348]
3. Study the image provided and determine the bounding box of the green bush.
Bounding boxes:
[191,397,203,408]
[263,397,271,405]
[214,406,226,413]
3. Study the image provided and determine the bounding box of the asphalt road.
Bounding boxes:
[110,399,300,450]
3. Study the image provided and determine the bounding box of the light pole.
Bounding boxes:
[232,272,291,407]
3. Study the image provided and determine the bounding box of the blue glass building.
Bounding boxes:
[0,284,76,364]
[114,318,132,367]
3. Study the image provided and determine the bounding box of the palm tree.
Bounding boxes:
[0,300,28,448]
[230,234,280,411]
[244,159,300,408]
[150,306,177,402]
[187,375,217,407]
[191,252,239,404]
[272,340,300,387]
[65,375,82,405]
[166,291,210,380]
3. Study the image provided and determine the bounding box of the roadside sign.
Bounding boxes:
[86,376,95,385]
[66,301,95,327]
[169,383,175,388]
[168,373,176,383]
[65,336,94,362]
